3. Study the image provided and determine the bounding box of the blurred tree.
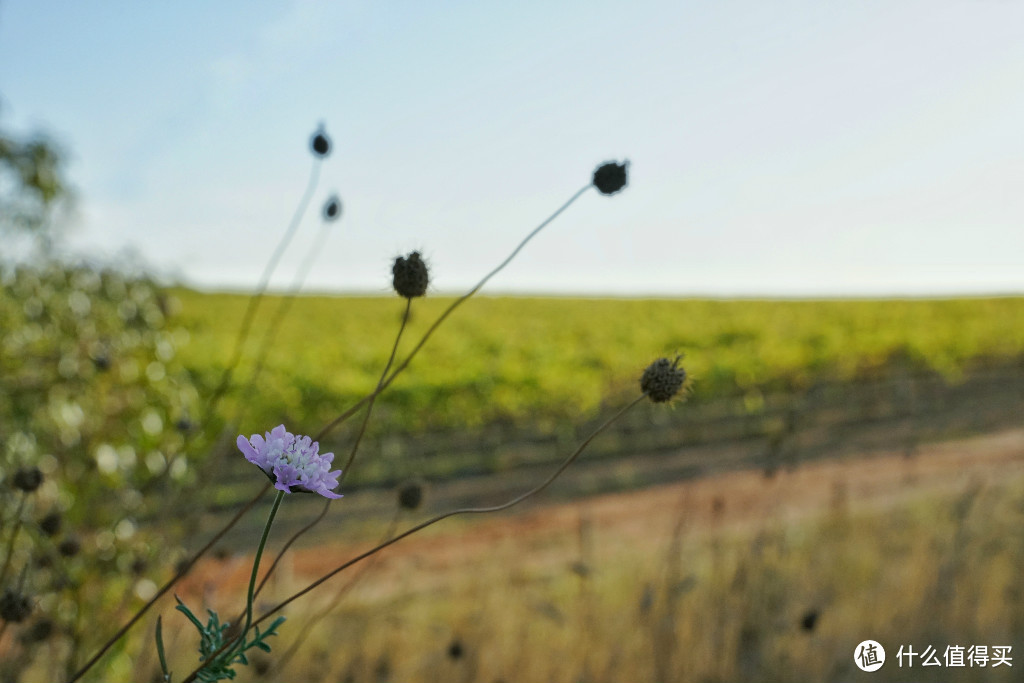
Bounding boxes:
[0,105,72,248]
[0,102,207,681]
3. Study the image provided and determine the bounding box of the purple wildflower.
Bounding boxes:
[236,425,343,499]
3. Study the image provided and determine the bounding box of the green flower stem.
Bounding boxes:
[230,489,285,660]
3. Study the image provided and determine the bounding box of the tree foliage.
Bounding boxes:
[0,110,71,241]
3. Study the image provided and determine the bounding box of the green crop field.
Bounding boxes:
[171,289,1024,436]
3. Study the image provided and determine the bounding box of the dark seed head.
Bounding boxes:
[0,589,32,623]
[392,251,429,299]
[20,617,55,643]
[13,467,43,493]
[58,538,81,558]
[253,657,271,676]
[801,609,819,632]
[323,195,342,221]
[397,481,424,511]
[92,354,111,371]
[592,160,629,195]
[311,126,331,157]
[175,417,193,433]
[130,557,148,576]
[447,639,464,660]
[640,355,686,403]
[39,511,62,537]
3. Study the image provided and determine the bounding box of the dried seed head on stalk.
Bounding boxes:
[39,511,62,537]
[392,251,429,299]
[447,639,464,660]
[640,355,686,403]
[20,617,56,644]
[12,467,43,493]
[397,481,424,511]
[0,589,32,623]
[592,160,629,195]
[310,125,331,158]
[58,538,81,557]
[322,194,342,221]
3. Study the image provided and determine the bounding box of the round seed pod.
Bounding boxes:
[39,511,62,537]
[392,252,429,299]
[310,126,331,157]
[323,195,342,221]
[640,356,686,403]
[397,481,424,511]
[130,557,148,576]
[13,467,43,493]
[801,609,819,632]
[0,590,32,623]
[58,538,81,558]
[20,618,55,644]
[592,161,628,195]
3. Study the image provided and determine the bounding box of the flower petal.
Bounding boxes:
[236,435,260,465]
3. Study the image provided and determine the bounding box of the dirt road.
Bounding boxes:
[179,427,1024,605]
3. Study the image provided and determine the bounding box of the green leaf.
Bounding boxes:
[174,596,206,632]
[155,615,172,682]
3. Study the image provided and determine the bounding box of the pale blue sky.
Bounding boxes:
[1,0,1022,295]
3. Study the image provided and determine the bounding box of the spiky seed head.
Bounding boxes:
[397,481,424,510]
[592,160,629,195]
[12,467,43,493]
[310,125,331,157]
[640,356,686,403]
[0,589,32,623]
[323,194,342,221]
[392,251,429,299]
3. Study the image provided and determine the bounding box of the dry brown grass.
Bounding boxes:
[97,428,1018,682]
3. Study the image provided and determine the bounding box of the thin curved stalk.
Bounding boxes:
[314,184,592,442]
[204,159,323,418]
[179,393,642,683]
[224,490,284,664]
[267,510,401,675]
[249,299,410,601]
[141,159,323,496]
[340,297,411,479]
[252,498,330,601]
[235,209,340,427]
[65,482,271,683]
